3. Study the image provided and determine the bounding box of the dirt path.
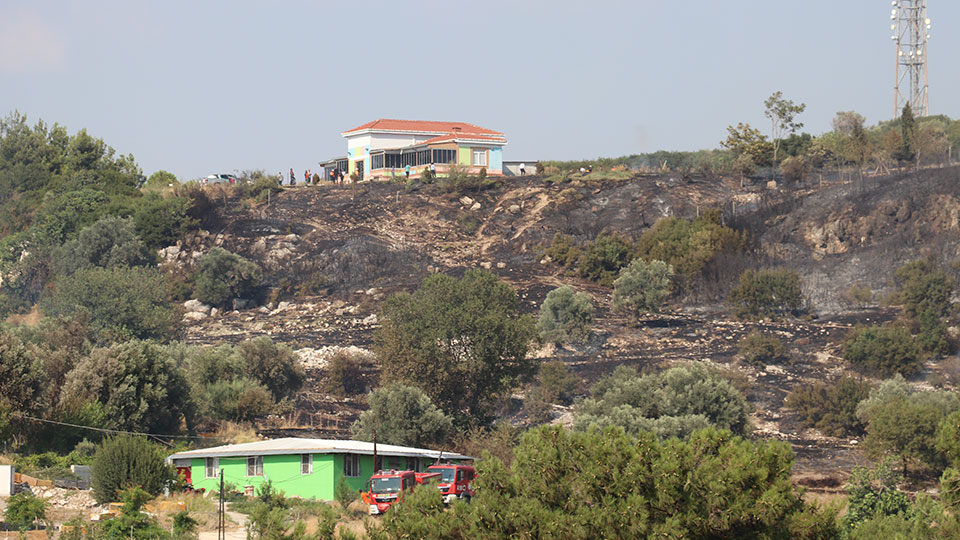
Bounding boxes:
[198,510,247,540]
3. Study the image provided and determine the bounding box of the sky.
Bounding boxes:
[1,0,957,181]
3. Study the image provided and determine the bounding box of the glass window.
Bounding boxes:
[387,457,401,470]
[344,454,361,477]
[246,456,263,477]
[301,454,312,475]
[205,458,219,479]
[472,149,487,166]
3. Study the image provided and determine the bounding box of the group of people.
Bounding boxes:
[278,167,349,186]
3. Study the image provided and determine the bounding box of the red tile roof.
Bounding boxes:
[421,133,507,145]
[343,119,504,137]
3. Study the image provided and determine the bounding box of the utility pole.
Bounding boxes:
[891,0,931,117]
[218,470,225,540]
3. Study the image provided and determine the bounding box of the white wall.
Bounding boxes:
[368,133,434,150]
[0,465,13,496]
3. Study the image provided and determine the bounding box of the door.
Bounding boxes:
[355,159,364,181]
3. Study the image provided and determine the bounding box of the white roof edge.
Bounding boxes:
[164,437,473,463]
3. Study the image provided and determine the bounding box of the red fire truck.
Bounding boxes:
[363,470,440,515]
[426,464,475,504]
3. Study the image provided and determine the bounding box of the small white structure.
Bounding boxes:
[0,464,14,496]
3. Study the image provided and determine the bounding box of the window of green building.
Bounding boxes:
[344,454,361,477]
[205,458,219,478]
[301,454,312,475]
[246,456,263,477]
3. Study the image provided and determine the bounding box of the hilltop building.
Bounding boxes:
[166,437,472,500]
[323,119,507,181]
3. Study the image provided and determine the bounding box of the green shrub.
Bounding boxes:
[3,492,49,530]
[635,210,746,286]
[91,435,173,504]
[843,284,874,308]
[0,328,44,441]
[457,214,481,236]
[729,269,803,319]
[351,383,453,447]
[612,258,674,317]
[537,360,579,405]
[60,340,194,434]
[133,194,195,250]
[42,266,180,342]
[198,378,274,421]
[334,476,355,510]
[841,460,914,533]
[737,330,789,366]
[324,350,368,397]
[537,286,594,345]
[894,257,954,355]
[574,363,750,439]
[53,216,154,276]
[843,324,923,376]
[374,269,538,425]
[576,231,633,286]
[785,376,872,436]
[523,384,555,424]
[542,233,581,268]
[237,337,305,401]
[192,247,262,307]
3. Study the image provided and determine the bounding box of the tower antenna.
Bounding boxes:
[891,0,930,117]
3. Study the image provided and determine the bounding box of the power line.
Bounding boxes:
[13,414,223,444]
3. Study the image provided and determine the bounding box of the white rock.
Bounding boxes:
[362,314,378,324]
[496,262,507,269]
[183,299,212,314]
[277,301,291,311]
[366,288,378,296]
[470,202,481,211]
[183,312,206,322]
[459,196,474,206]
[507,204,521,214]
[480,261,492,269]
[209,307,219,317]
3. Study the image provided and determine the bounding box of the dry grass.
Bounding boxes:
[5,305,43,326]
[154,492,226,530]
[212,422,260,444]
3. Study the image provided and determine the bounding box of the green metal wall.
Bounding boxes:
[458,147,471,166]
[188,454,442,500]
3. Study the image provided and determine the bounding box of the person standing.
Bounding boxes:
[278,171,284,186]
[429,162,436,178]
[404,164,410,179]
[519,162,526,176]
[289,168,295,185]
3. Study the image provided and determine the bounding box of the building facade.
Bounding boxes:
[336,119,506,181]
[166,438,471,501]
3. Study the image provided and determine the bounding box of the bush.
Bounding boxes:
[537,360,579,405]
[457,214,481,236]
[843,324,923,376]
[53,216,154,276]
[42,266,180,342]
[334,476,355,510]
[785,376,872,436]
[370,426,838,540]
[375,269,538,425]
[198,378,274,422]
[3,492,49,530]
[192,247,262,307]
[843,284,874,308]
[729,269,803,319]
[60,340,194,434]
[296,271,330,297]
[324,350,368,397]
[0,329,44,441]
[132,194,195,250]
[574,363,750,439]
[351,383,453,447]
[895,257,954,355]
[634,210,746,287]
[237,337,305,401]
[576,231,633,286]
[737,330,789,366]
[841,460,914,533]
[611,258,674,318]
[523,385,556,424]
[537,286,594,345]
[91,435,173,504]
[541,233,581,268]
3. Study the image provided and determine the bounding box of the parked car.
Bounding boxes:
[202,173,236,184]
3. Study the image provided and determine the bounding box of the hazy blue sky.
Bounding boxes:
[2,0,957,180]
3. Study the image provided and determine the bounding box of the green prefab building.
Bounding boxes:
[166,438,472,501]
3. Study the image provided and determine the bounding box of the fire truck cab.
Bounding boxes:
[364,470,440,515]
[426,463,475,504]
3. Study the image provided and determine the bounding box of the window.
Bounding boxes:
[472,149,487,167]
[387,457,401,471]
[344,454,361,477]
[371,153,384,170]
[246,456,263,477]
[301,454,312,475]
[205,458,219,479]
[411,458,421,472]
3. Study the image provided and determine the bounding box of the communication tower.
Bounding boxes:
[890,0,930,117]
